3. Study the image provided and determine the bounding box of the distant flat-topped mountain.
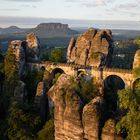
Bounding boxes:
[29,23,78,37]
[0,23,78,38]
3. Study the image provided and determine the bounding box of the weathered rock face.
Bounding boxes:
[67,28,113,67]
[133,50,140,69]
[26,32,40,62]
[8,33,41,79]
[10,40,26,79]
[36,82,44,97]
[48,74,84,140]
[14,81,27,102]
[45,74,122,140]
[102,119,122,140]
[82,96,106,140]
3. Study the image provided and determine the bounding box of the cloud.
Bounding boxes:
[4,0,43,2]
[65,0,114,8]
[0,8,20,11]
[117,3,138,10]
[20,4,37,8]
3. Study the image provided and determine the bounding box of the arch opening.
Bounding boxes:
[78,70,87,77]
[50,68,65,84]
[104,75,125,112]
[40,66,46,71]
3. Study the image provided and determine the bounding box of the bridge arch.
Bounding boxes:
[104,75,125,90]
[50,68,65,80]
[40,66,46,71]
[103,75,125,111]
[77,69,87,77]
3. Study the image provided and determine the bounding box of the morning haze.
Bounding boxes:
[0,0,140,140]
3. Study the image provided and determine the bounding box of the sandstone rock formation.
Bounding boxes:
[45,74,122,140]
[133,50,140,69]
[8,33,41,79]
[67,28,113,67]
[36,82,44,97]
[82,96,106,140]
[14,81,27,102]
[102,119,122,140]
[48,74,84,140]
[10,40,26,79]
[26,32,40,62]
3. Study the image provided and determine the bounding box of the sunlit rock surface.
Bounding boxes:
[46,74,122,140]
[26,32,40,62]
[67,28,113,67]
[48,74,84,140]
[133,50,140,69]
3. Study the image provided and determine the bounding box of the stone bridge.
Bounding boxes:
[29,61,135,87]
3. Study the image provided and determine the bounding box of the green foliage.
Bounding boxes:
[4,47,19,96]
[0,63,4,73]
[0,51,4,63]
[80,79,99,102]
[50,48,64,62]
[116,88,140,140]
[71,78,99,103]
[41,52,49,61]
[38,119,55,140]
[111,40,138,69]
[133,67,140,78]
[134,38,140,47]
[24,68,44,103]
[52,73,61,84]
[91,52,100,60]
[0,94,9,139]
[7,102,41,140]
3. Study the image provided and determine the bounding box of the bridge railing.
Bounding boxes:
[31,61,133,74]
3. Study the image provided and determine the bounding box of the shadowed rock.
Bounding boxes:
[82,96,106,140]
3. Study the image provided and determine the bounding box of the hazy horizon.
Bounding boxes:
[0,0,140,30]
[0,16,140,30]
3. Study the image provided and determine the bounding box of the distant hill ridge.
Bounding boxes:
[0,25,27,34]
[0,23,78,38]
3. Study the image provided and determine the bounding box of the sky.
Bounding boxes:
[0,0,140,29]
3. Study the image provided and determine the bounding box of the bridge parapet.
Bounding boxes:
[27,61,135,87]
[103,67,132,74]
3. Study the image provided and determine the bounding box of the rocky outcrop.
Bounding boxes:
[48,74,84,140]
[26,32,40,62]
[36,82,44,97]
[45,74,122,140]
[10,40,26,79]
[82,96,106,140]
[102,119,122,140]
[133,50,140,69]
[8,33,41,79]
[67,28,113,67]
[13,81,27,102]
